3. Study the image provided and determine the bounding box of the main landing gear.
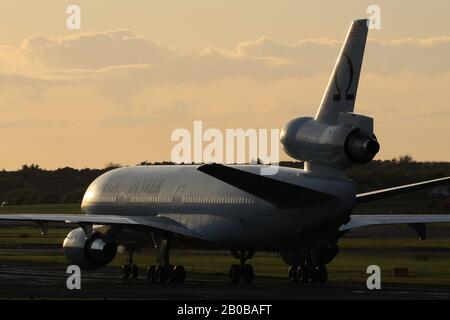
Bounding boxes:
[120,234,185,284]
[146,234,186,284]
[121,249,139,279]
[288,248,328,284]
[229,250,255,283]
[288,264,328,284]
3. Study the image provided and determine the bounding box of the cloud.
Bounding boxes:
[1,30,450,85]
[19,30,177,70]
[365,37,450,74]
[0,29,449,111]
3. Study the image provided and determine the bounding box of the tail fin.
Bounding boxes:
[315,19,369,124]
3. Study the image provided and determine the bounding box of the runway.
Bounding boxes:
[1,261,450,299]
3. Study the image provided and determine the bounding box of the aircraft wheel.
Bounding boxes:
[242,264,254,283]
[172,265,186,284]
[131,264,139,278]
[298,265,311,283]
[311,265,328,284]
[146,265,156,283]
[121,264,132,279]
[229,264,242,283]
[155,265,169,283]
[288,265,298,282]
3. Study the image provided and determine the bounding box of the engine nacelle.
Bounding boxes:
[280,114,379,169]
[63,227,117,270]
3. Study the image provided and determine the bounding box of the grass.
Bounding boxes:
[0,203,80,214]
[0,227,69,245]
[330,254,450,285]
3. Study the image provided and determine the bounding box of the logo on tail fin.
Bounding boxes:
[332,53,355,102]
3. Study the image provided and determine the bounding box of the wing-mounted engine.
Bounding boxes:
[63,227,117,270]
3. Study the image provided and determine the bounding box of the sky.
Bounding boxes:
[0,0,449,169]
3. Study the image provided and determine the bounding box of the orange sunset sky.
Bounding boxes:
[0,0,449,169]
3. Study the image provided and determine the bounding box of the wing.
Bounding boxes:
[0,213,207,241]
[345,177,450,238]
[339,214,450,239]
[197,163,335,208]
[356,176,450,204]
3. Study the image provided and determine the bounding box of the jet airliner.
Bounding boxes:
[1,19,449,284]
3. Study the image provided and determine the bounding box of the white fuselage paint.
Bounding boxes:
[81,165,356,250]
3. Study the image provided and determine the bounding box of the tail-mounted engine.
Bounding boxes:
[280,112,379,170]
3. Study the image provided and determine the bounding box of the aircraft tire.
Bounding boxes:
[121,264,132,279]
[288,265,298,282]
[311,265,328,284]
[131,264,139,278]
[172,265,186,283]
[146,265,156,283]
[298,265,311,283]
[155,265,169,283]
[229,264,242,283]
[242,264,254,283]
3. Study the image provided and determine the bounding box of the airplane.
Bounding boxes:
[1,18,450,285]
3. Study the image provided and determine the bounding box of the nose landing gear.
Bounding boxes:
[229,250,255,283]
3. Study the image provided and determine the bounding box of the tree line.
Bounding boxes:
[1,156,449,205]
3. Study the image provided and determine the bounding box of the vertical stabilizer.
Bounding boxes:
[315,19,368,124]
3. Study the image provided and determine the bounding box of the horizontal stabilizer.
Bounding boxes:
[356,176,450,204]
[197,163,335,208]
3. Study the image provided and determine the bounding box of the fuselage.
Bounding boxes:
[81,165,356,250]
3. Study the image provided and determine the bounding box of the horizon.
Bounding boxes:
[3,154,448,171]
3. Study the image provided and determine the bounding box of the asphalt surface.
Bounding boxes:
[1,261,450,300]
